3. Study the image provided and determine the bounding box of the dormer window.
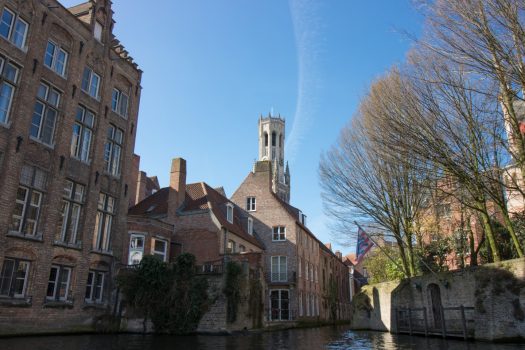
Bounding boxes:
[94,21,103,42]
[248,217,253,235]
[226,203,233,223]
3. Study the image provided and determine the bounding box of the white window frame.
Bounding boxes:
[246,196,256,211]
[81,67,100,99]
[128,233,145,265]
[0,55,19,125]
[247,217,253,235]
[270,289,289,321]
[85,270,105,304]
[94,21,103,42]
[93,193,115,252]
[0,7,28,50]
[227,239,236,254]
[152,238,168,262]
[0,258,30,298]
[46,265,71,301]
[44,40,68,77]
[111,88,129,118]
[57,180,84,245]
[104,125,123,176]
[70,105,95,163]
[30,82,61,146]
[272,226,286,241]
[226,203,233,223]
[271,256,287,282]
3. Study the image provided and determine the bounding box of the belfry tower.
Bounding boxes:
[258,113,291,203]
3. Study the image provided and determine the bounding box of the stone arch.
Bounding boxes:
[49,23,74,49]
[4,247,37,261]
[52,254,77,266]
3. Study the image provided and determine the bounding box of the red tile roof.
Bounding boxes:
[128,182,263,249]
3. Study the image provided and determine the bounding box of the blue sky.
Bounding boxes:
[61,0,423,254]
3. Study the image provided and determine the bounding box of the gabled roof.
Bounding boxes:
[128,182,263,249]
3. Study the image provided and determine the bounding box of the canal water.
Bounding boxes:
[0,326,523,349]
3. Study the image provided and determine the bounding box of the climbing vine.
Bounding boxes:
[118,253,209,334]
[223,261,243,323]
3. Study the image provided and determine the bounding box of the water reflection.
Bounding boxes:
[0,327,523,350]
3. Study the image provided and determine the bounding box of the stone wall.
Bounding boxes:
[351,258,525,341]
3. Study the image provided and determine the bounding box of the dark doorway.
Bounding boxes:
[427,283,443,329]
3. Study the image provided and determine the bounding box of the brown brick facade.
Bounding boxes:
[0,0,141,334]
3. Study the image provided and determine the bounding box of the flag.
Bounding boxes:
[356,226,374,263]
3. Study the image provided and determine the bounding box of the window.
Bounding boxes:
[11,165,47,236]
[298,258,302,278]
[272,226,286,241]
[46,265,71,301]
[70,106,95,163]
[227,239,236,254]
[93,193,115,252]
[85,270,105,303]
[30,82,60,145]
[299,292,303,316]
[0,56,19,124]
[0,258,29,298]
[270,289,289,321]
[44,41,68,77]
[152,238,167,261]
[226,203,233,223]
[111,88,129,118]
[305,262,309,281]
[0,8,28,49]
[306,293,310,316]
[94,21,103,41]
[247,217,253,235]
[271,256,287,282]
[104,125,123,176]
[57,180,84,245]
[128,234,144,265]
[239,245,246,253]
[81,67,100,99]
[246,197,256,211]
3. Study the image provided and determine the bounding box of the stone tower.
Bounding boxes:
[258,113,291,202]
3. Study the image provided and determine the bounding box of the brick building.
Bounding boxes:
[231,115,351,323]
[0,0,141,334]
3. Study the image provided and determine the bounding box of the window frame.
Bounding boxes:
[11,165,47,237]
[57,180,84,245]
[128,233,145,265]
[272,226,286,241]
[85,270,106,304]
[44,40,68,77]
[93,193,115,252]
[70,105,95,163]
[46,265,72,302]
[270,289,289,321]
[246,197,256,211]
[111,88,129,118]
[226,203,233,223]
[271,256,287,282]
[0,55,19,125]
[247,217,253,235]
[30,81,61,146]
[104,125,123,176]
[151,237,168,262]
[81,67,100,100]
[0,258,30,298]
[0,7,28,50]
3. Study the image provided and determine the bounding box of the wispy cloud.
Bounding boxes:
[286,0,325,165]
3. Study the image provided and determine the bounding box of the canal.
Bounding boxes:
[0,326,523,349]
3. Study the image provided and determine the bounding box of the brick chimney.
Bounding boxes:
[335,250,342,260]
[168,158,186,219]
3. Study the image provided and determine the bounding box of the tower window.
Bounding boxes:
[272,132,276,147]
[264,133,268,147]
[279,134,282,147]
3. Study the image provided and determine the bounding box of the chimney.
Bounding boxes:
[335,250,342,260]
[168,158,186,219]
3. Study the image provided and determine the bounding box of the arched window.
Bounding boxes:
[264,132,268,146]
[272,132,276,147]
